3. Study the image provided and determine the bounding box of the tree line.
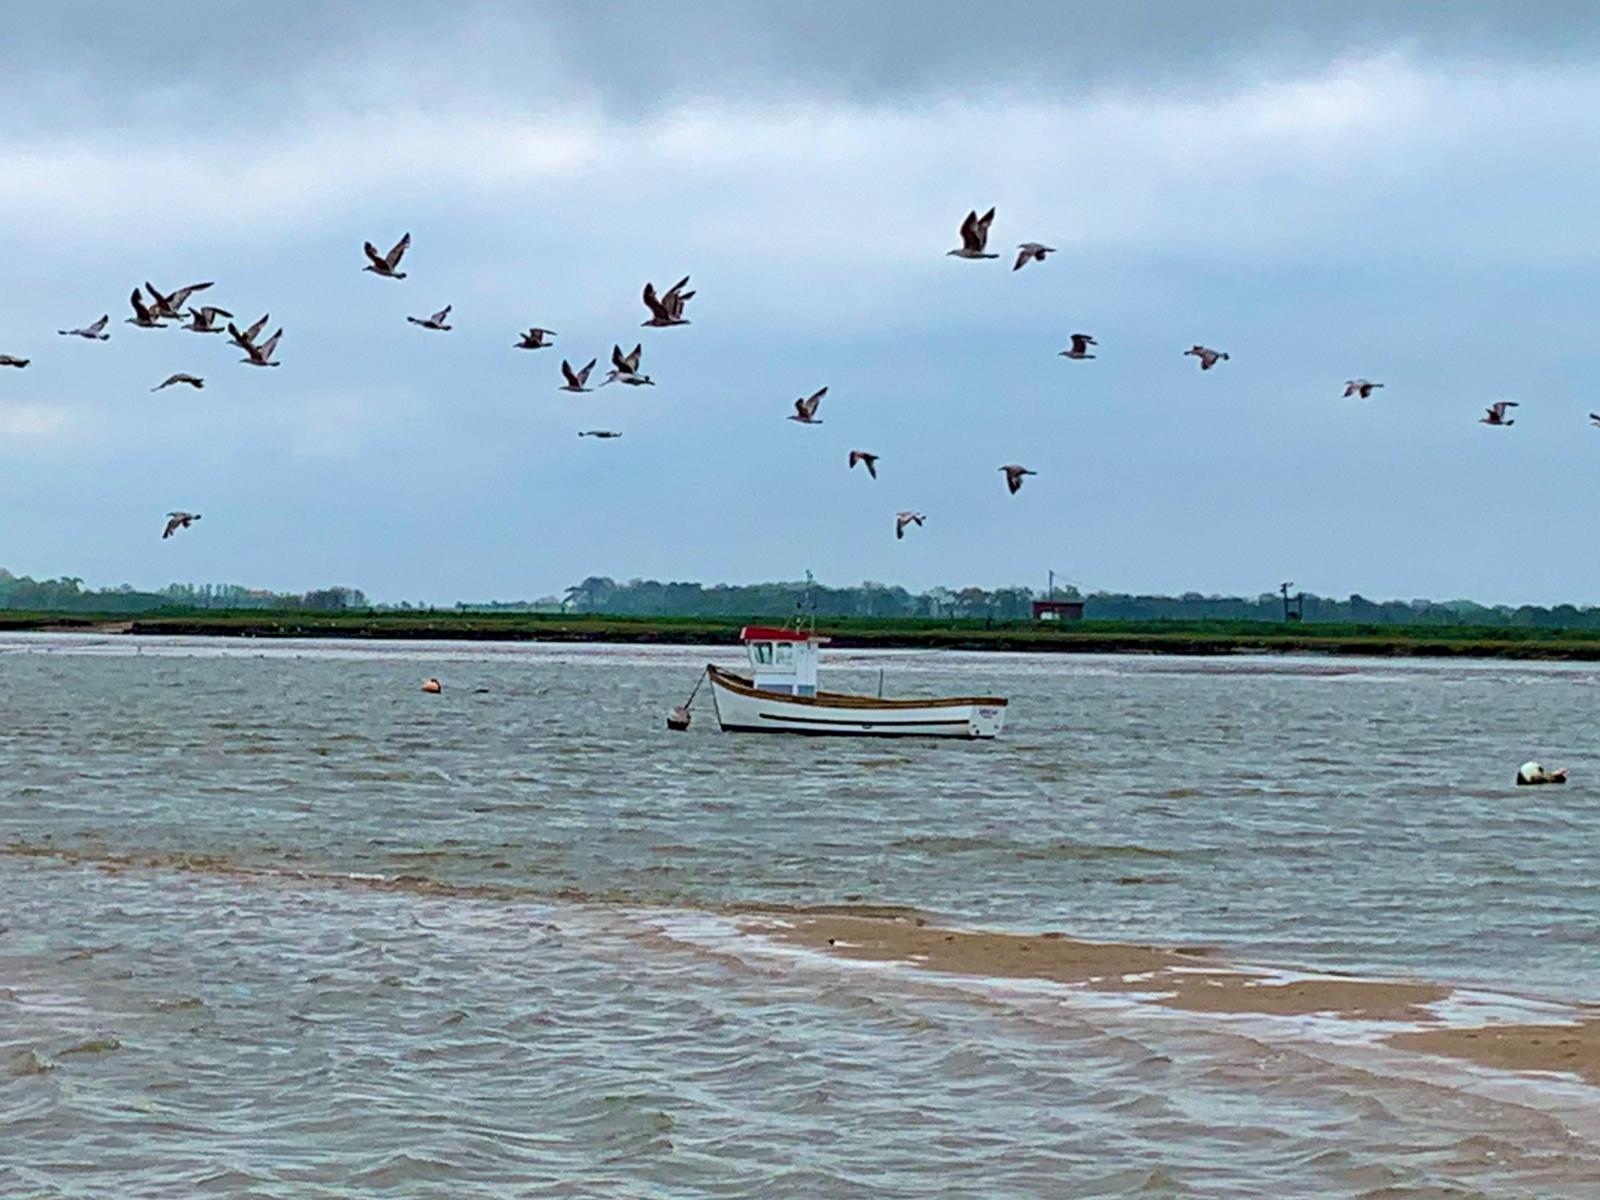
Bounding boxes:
[0,570,367,613]
[7,565,1600,629]
[553,576,1600,628]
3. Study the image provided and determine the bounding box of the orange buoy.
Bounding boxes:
[421,677,443,694]
[668,668,707,731]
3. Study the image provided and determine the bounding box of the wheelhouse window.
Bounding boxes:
[774,642,795,667]
[752,642,775,665]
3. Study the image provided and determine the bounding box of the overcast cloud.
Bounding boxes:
[2,3,1598,604]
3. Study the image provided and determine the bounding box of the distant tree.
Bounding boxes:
[564,576,618,612]
[302,589,348,611]
[991,587,1035,620]
[954,587,992,618]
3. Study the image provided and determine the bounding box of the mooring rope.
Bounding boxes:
[680,666,708,709]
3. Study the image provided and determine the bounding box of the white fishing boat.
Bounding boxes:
[698,625,1008,738]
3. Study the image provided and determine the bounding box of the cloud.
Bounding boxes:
[0,405,68,437]
[1,10,1598,603]
[0,112,604,239]
[8,2,1598,134]
[0,48,1575,275]
[0,63,1366,288]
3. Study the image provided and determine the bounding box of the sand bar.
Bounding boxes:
[14,843,1598,1086]
[744,913,1449,1021]
[1390,1022,1600,1087]
[751,912,1600,1083]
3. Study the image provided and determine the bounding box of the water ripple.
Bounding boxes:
[4,638,1600,1195]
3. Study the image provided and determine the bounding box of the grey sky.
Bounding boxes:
[9,3,1597,120]
[3,3,1599,604]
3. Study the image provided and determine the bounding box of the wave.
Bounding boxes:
[887,833,1215,862]
[7,838,1598,1100]
[651,908,1600,1108]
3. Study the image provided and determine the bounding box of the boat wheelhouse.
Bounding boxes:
[704,625,1008,738]
[738,625,826,696]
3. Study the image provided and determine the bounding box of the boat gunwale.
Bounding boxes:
[706,663,1008,710]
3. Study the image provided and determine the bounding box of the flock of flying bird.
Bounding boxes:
[2,204,1555,543]
[756,207,1074,539]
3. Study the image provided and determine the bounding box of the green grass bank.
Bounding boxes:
[5,609,1600,660]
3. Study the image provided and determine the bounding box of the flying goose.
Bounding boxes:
[560,358,598,392]
[602,343,653,386]
[0,355,29,368]
[642,276,693,327]
[1000,464,1037,494]
[58,315,110,341]
[948,208,997,259]
[407,305,452,331]
[238,328,282,367]
[849,450,879,478]
[1481,401,1517,426]
[1185,344,1229,370]
[162,511,201,539]
[1342,379,1383,399]
[1013,242,1055,271]
[1589,412,1600,428]
[183,306,233,333]
[126,288,165,328]
[895,511,925,539]
[515,327,556,350]
[788,387,826,424]
[1059,333,1097,360]
[363,232,411,279]
[579,430,622,438]
[145,281,213,322]
[152,373,204,392]
[227,313,270,351]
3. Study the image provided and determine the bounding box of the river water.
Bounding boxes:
[3,634,1599,1197]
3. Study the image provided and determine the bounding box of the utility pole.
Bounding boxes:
[1279,580,1303,622]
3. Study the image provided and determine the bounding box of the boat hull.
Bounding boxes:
[706,666,1007,739]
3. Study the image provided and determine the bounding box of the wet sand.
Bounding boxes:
[752,912,1600,1085]
[747,913,1449,1021]
[1391,1022,1600,1086]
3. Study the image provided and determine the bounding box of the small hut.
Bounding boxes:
[1031,599,1085,622]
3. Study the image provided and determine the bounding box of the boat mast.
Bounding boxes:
[787,569,817,636]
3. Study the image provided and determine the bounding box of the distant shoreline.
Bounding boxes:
[6,611,1600,660]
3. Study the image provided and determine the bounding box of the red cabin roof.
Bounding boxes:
[739,625,828,643]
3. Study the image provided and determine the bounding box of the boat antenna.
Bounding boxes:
[789,569,817,635]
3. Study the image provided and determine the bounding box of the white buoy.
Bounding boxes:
[1516,761,1567,786]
